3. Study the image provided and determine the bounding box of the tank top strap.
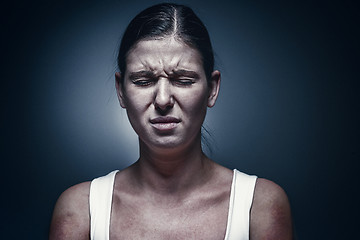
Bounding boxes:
[89,170,119,240]
[89,169,256,240]
[224,169,257,240]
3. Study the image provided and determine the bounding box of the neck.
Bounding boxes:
[133,136,214,196]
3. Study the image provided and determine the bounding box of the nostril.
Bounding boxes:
[154,96,174,111]
[155,104,173,115]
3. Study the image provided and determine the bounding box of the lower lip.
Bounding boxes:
[151,122,179,131]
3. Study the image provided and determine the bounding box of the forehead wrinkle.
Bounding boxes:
[139,57,148,70]
[162,48,190,74]
[127,51,148,71]
[127,38,203,76]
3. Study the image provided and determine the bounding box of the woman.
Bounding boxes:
[49,3,293,239]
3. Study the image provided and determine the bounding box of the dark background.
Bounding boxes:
[2,0,359,239]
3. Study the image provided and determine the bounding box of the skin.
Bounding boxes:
[49,37,293,239]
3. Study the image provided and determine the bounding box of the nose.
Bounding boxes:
[154,78,174,112]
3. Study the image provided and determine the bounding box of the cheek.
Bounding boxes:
[125,90,152,110]
[124,91,152,126]
[179,88,209,115]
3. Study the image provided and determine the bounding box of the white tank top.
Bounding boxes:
[89,169,257,240]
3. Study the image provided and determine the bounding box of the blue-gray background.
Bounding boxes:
[2,0,358,239]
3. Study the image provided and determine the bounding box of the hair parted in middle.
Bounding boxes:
[117,3,215,85]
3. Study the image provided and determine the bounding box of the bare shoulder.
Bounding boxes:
[250,178,293,240]
[49,181,91,240]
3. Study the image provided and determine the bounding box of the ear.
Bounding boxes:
[207,70,221,108]
[115,72,127,108]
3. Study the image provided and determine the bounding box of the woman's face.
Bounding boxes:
[116,37,220,151]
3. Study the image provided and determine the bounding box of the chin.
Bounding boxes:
[142,136,188,151]
[153,139,183,149]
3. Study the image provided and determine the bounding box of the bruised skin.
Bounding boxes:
[250,178,294,239]
[49,182,91,240]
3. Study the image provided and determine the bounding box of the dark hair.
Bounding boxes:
[117,3,214,84]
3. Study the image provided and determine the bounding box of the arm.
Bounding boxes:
[49,182,91,240]
[250,178,293,240]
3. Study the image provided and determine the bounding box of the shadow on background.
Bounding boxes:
[2,0,358,239]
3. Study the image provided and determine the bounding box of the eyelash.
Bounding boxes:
[132,78,195,87]
[133,79,153,86]
[174,79,194,86]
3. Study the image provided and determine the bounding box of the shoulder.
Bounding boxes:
[250,178,293,239]
[49,181,91,240]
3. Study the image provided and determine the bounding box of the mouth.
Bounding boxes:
[150,116,181,131]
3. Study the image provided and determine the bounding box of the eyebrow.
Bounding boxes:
[128,69,200,80]
[171,70,200,79]
[128,71,156,80]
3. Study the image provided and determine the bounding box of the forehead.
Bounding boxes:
[125,37,204,74]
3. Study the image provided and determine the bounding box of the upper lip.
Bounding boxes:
[150,116,181,124]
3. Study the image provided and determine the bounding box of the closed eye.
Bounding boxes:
[132,78,155,86]
[129,71,157,87]
[173,78,195,86]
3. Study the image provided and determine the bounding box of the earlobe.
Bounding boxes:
[115,72,127,108]
[207,70,221,108]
